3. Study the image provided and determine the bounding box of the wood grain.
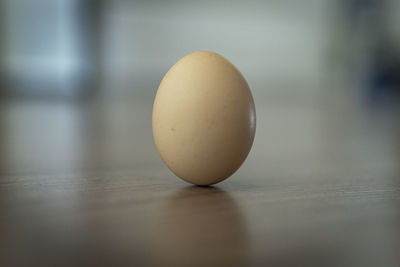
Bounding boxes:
[0,97,399,267]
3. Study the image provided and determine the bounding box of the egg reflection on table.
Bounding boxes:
[153,187,247,267]
[152,51,256,185]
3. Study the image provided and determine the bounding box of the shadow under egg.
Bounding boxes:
[153,186,248,267]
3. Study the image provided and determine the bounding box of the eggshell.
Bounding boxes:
[152,51,256,185]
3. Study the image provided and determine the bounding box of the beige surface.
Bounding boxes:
[153,51,256,185]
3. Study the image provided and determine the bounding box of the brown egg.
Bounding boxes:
[152,51,256,185]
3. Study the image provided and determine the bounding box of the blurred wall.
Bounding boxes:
[0,0,101,99]
[100,0,332,103]
[1,0,400,105]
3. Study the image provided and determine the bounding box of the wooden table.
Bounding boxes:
[0,96,399,267]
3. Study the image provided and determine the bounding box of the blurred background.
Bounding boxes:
[1,0,400,174]
[1,0,400,266]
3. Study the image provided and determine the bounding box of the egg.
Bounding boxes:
[152,51,256,185]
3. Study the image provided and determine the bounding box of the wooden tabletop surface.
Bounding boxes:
[0,96,399,267]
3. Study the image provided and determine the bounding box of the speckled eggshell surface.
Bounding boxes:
[152,51,256,185]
